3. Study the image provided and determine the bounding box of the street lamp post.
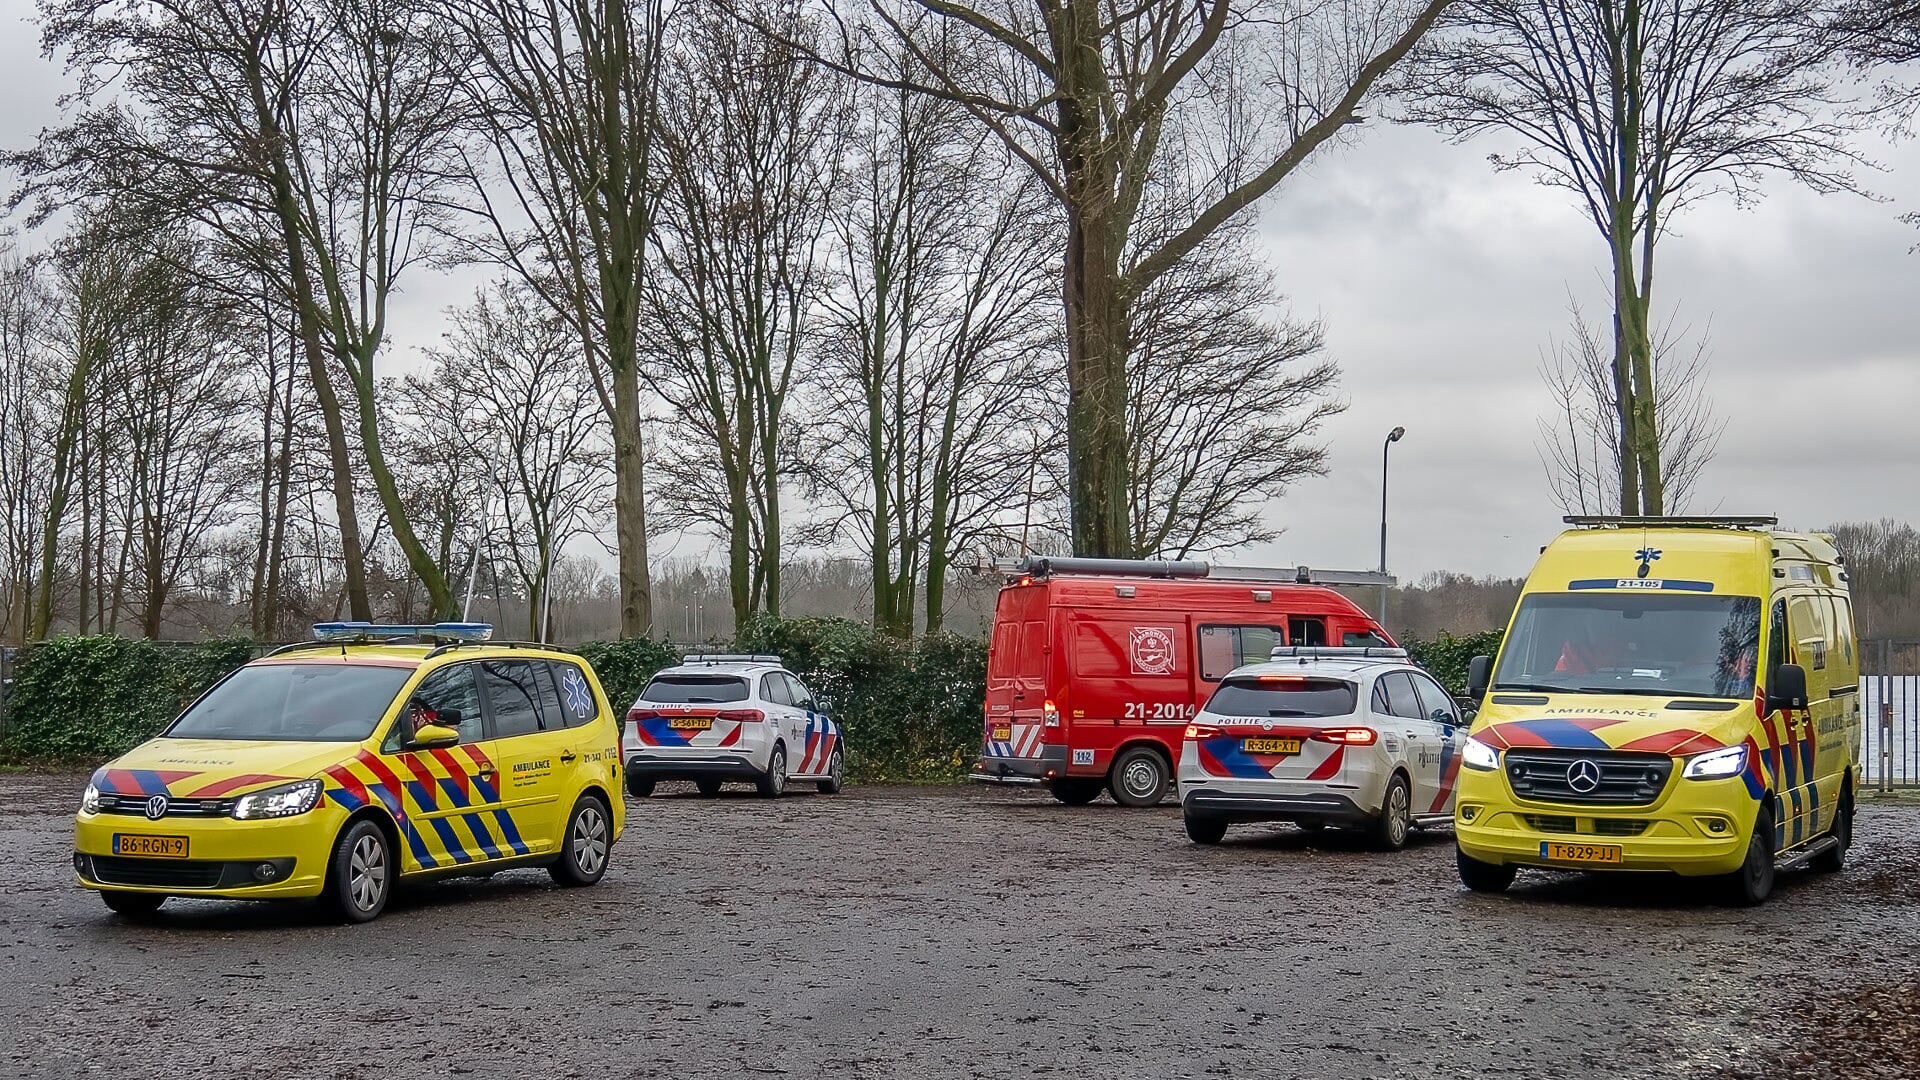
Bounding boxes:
[1380,426,1406,626]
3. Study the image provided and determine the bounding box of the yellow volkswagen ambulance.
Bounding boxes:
[73,624,625,922]
[1455,517,1860,905]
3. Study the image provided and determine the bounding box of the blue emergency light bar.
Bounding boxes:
[310,622,495,643]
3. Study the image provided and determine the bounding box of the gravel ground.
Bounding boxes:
[2,771,1917,1080]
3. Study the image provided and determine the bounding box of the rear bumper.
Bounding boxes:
[1182,789,1371,826]
[626,756,766,782]
[971,744,1068,784]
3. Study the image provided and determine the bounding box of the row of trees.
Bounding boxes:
[0,1,1913,644]
[1,0,1371,643]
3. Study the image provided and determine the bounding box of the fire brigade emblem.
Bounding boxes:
[1129,626,1177,675]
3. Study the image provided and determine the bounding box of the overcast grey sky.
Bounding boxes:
[2,5,1915,582]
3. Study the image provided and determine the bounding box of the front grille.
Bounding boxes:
[89,856,224,889]
[1524,815,1652,837]
[1505,748,1672,806]
[96,794,233,817]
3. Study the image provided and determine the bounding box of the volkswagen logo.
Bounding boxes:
[1566,759,1603,794]
[144,794,169,820]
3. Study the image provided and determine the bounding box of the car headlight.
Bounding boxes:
[81,783,100,815]
[1683,745,1748,781]
[1462,736,1500,772]
[231,779,324,820]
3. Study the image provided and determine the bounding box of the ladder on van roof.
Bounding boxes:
[991,555,1395,588]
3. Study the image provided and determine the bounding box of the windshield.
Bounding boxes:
[167,663,412,742]
[1492,592,1761,699]
[640,674,750,704]
[1208,677,1358,719]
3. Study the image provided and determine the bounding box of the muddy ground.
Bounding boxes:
[1,772,1915,1079]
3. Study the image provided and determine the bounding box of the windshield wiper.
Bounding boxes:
[1575,686,1677,697]
[1491,682,1606,694]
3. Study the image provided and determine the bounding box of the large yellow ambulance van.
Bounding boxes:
[1455,517,1860,905]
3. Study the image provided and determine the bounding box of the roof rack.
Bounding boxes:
[266,622,499,658]
[680,653,784,666]
[996,556,1394,588]
[1267,646,1410,662]
[1564,515,1778,530]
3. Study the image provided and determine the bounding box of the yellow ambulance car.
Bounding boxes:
[1455,517,1860,905]
[73,624,625,922]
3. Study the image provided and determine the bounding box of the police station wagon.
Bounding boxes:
[1178,648,1463,849]
[622,655,845,798]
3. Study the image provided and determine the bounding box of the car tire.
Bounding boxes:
[756,743,789,799]
[626,775,655,799]
[1109,746,1170,807]
[324,818,393,923]
[1368,772,1413,851]
[1723,805,1776,907]
[1047,778,1103,806]
[1456,847,1516,893]
[549,795,612,887]
[695,777,723,798]
[1184,812,1228,845]
[101,891,165,919]
[817,746,845,794]
[1812,788,1852,874]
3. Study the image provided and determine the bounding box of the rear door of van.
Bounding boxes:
[984,585,1049,762]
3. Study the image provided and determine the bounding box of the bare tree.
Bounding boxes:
[0,250,52,642]
[779,0,1453,558]
[1126,223,1343,558]
[807,44,1059,635]
[413,282,613,640]
[646,0,844,625]
[1537,299,1724,518]
[1825,3,1920,121]
[1407,0,1866,515]
[440,0,666,637]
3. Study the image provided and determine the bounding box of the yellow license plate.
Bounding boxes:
[1242,737,1302,755]
[1540,841,1623,864]
[668,716,713,731]
[990,725,1013,741]
[113,834,188,859]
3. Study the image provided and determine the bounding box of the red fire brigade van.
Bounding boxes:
[970,557,1396,806]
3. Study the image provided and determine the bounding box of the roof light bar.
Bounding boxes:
[310,622,495,643]
[681,653,784,665]
[1268,646,1409,661]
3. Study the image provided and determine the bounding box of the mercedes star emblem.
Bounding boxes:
[144,794,169,820]
[1567,759,1603,794]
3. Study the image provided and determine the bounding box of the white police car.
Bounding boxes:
[622,655,844,798]
[1178,648,1463,849]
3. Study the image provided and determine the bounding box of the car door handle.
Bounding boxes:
[560,751,577,763]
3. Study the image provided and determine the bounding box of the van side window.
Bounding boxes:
[1198,625,1285,681]
[480,660,543,739]
[387,663,485,751]
[1766,598,1788,682]
[1410,673,1458,724]
[1288,617,1327,647]
[529,662,569,732]
[1383,672,1425,720]
[1344,629,1392,648]
[761,673,793,706]
[1827,596,1858,685]
[549,662,599,727]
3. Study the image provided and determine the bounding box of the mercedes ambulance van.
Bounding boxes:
[1454,517,1860,905]
[970,557,1395,807]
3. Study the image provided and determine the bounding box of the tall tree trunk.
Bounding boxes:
[31,344,94,638]
[606,347,653,637]
[345,348,455,618]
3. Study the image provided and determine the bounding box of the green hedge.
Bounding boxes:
[0,636,254,763]
[0,624,1491,777]
[1405,629,1505,696]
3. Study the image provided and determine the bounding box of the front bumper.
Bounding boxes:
[1453,769,1756,877]
[73,809,338,899]
[971,743,1068,784]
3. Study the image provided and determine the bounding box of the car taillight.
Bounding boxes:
[717,709,765,722]
[1043,700,1060,727]
[1311,727,1377,745]
[1184,723,1223,740]
[627,709,659,722]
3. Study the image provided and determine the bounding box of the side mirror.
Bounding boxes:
[411,723,460,749]
[1467,655,1492,700]
[1768,663,1809,712]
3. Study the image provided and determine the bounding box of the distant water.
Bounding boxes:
[1862,676,1920,786]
